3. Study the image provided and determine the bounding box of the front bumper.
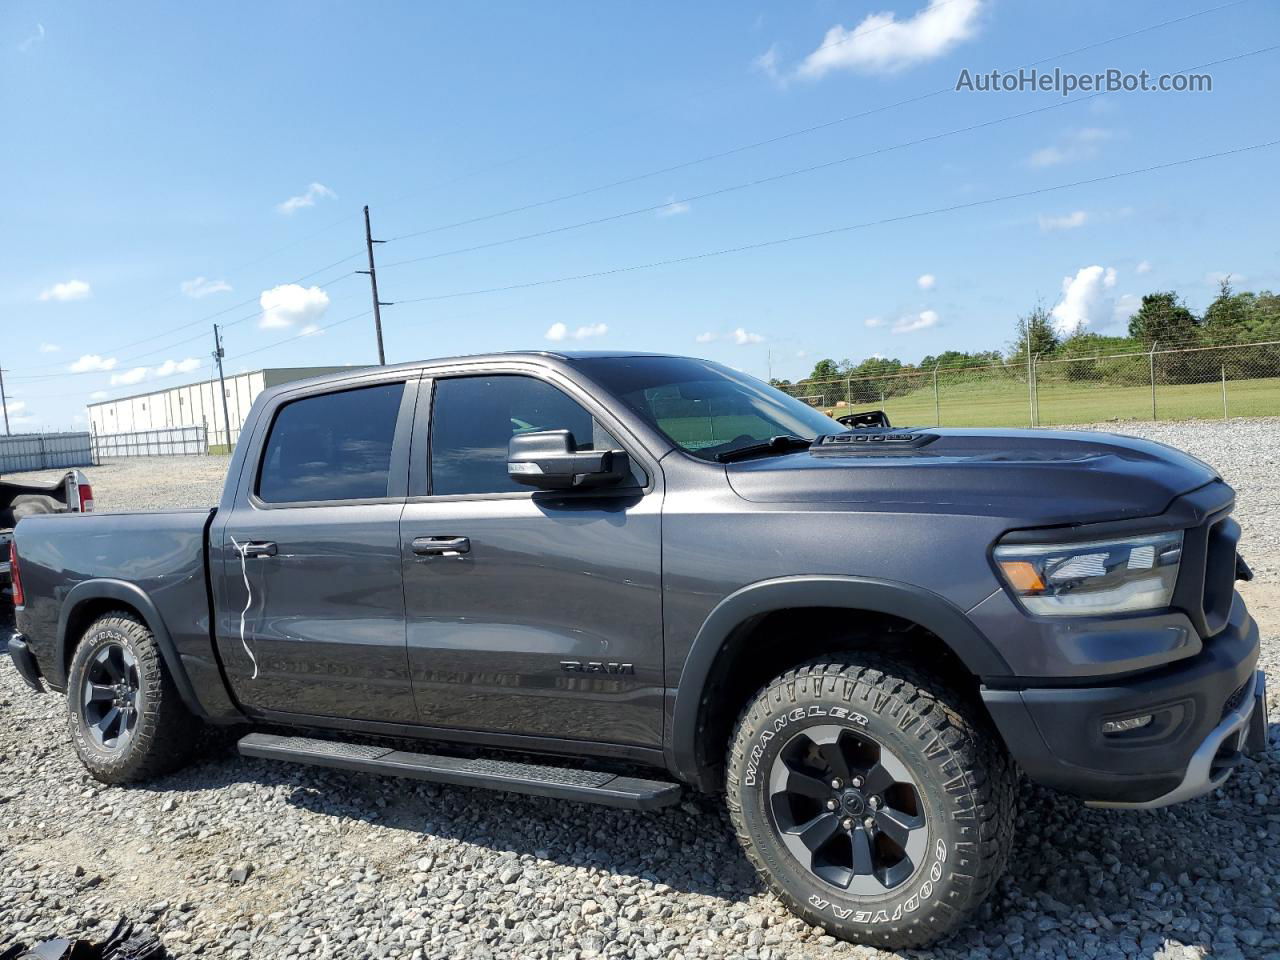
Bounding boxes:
[983,595,1265,807]
[6,631,46,693]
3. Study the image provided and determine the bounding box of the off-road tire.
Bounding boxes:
[726,655,1016,949]
[66,611,198,783]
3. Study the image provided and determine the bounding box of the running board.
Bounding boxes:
[238,732,682,811]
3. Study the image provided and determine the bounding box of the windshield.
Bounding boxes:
[576,356,842,461]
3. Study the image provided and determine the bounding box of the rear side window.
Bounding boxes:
[257,383,404,503]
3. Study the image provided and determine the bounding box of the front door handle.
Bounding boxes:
[412,536,471,557]
[238,540,277,559]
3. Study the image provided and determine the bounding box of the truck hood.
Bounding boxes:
[724,427,1220,525]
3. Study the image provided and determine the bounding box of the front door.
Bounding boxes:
[400,372,664,747]
[214,375,419,723]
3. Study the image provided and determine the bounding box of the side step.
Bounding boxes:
[238,732,682,811]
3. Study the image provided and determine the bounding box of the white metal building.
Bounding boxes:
[86,367,352,449]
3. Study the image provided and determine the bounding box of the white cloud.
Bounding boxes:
[6,400,27,416]
[1050,265,1118,334]
[1029,128,1112,168]
[39,279,91,302]
[276,182,336,215]
[573,322,608,339]
[892,310,939,334]
[154,358,202,377]
[300,323,323,337]
[753,43,783,83]
[89,391,109,401]
[916,273,936,290]
[1038,210,1089,231]
[180,276,232,299]
[694,331,718,343]
[546,322,608,342]
[259,283,330,329]
[657,197,690,218]
[732,327,765,344]
[18,22,44,53]
[110,367,148,387]
[1206,271,1244,286]
[38,342,60,353]
[798,0,982,78]
[1113,292,1141,326]
[69,354,117,373]
[1135,260,1152,274]
[864,316,885,328]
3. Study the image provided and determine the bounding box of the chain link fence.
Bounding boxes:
[777,340,1280,427]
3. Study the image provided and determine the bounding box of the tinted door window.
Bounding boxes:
[430,375,616,496]
[258,383,404,503]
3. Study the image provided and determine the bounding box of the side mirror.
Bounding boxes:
[507,429,629,491]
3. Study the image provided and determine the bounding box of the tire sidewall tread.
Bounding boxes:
[66,611,196,784]
[725,655,1015,950]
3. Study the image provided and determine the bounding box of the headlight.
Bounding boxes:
[994,531,1183,617]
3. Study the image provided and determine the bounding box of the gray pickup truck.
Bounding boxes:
[6,352,1267,948]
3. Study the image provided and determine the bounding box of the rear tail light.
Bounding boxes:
[77,482,94,513]
[9,542,24,607]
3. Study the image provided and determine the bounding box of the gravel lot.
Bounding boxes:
[2,420,1278,960]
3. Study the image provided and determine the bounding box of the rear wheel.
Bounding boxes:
[66,612,198,783]
[726,655,1015,949]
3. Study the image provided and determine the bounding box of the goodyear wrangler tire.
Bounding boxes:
[66,611,198,784]
[725,656,1015,949]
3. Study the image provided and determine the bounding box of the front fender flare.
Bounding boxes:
[55,578,209,721]
[665,575,1011,787]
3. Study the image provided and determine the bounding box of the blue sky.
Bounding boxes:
[3,0,1278,430]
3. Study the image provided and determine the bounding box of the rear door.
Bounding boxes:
[213,371,419,723]
[400,368,665,747]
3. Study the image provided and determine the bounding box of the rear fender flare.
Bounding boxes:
[665,575,1011,786]
[55,578,208,720]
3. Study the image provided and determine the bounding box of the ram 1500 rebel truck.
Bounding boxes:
[6,353,1268,948]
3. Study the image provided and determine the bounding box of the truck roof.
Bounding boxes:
[269,350,688,394]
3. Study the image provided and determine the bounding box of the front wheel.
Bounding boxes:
[726,656,1015,949]
[66,611,198,783]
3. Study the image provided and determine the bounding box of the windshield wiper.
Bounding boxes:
[715,434,813,463]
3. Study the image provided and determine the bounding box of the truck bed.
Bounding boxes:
[13,508,216,692]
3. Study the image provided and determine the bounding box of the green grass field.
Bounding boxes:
[826,375,1280,428]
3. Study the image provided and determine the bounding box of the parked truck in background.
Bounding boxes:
[1,469,92,600]
[6,352,1268,948]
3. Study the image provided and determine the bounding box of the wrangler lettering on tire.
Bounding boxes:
[725,655,1015,950]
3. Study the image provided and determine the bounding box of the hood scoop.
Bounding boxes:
[810,430,939,455]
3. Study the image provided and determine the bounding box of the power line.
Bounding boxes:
[383,0,1257,246]
[369,0,979,216]
[378,44,1278,272]
[390,138,1280,306]
[231,308,375,361]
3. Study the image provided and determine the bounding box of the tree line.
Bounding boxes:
[774,280,1280,403]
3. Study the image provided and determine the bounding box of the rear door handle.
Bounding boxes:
[412,536,471,557]
[238,541,277,559]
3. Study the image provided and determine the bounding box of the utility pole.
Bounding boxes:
[0,367,10,435]
[212,324,233,451]
[359,204,389,365]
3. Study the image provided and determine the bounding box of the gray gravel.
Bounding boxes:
[2,422,1278,959]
